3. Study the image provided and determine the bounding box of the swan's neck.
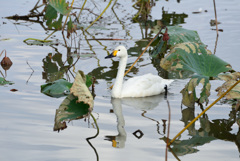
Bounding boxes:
[112,56,127,98]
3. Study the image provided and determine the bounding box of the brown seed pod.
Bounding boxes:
[163,28,169,42]
[0,50,13,70]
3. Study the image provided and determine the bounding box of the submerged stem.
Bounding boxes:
[44,30,56,40]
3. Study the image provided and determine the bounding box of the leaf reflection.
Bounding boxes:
[163,107,240,157]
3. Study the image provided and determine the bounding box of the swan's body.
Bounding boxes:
[105,46,173,98]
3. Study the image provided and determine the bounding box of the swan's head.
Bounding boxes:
[105,46,128,59]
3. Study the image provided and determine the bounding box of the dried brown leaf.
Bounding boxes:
[70,70,94,110]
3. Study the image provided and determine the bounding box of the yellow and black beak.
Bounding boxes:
[105,50,118,59]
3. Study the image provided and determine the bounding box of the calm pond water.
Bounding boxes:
[1,0,240,161]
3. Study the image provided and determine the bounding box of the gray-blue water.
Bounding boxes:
[0,0,240,160]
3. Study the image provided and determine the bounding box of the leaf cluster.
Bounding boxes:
[158,26,231,106]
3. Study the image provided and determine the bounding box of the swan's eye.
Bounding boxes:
[118,49,121,51]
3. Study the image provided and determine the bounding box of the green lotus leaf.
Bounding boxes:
[167,26,204,47]
[53,93,89,131]
[41,78,73,98]
[161,42,231,105]
[160,42,231,76]
[151,26,205,57]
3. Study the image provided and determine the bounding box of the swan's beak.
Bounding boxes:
[105,50,117,59]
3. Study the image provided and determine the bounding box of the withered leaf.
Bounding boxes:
[70,70,94,110]
[216,73,240,99]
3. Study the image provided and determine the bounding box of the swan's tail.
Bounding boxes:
[162,79,174,87]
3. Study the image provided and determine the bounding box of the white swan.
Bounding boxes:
[105,46,173,98]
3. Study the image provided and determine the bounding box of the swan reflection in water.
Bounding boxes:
[105,95,165,148]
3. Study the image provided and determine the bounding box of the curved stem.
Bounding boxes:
[132,0,144,20]
[86,113,100,161]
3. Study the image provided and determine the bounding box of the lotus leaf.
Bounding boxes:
[167,26,204,47]
[70,70,94,110]
[53,70,93,131]
[41,78,72,98]
[161,42,231,105]
[181,76,211,106]
[151,26,205,57]
[53,93,89,131]
[23,38,58,46]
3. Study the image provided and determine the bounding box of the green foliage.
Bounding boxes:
[45,5,63,30]
[169,135,216,156]
[181,76,211,106]
[53,70,94,131]
[42,52,70,82]
[41,73,93,98]
[150,38,168,58]
[53,93,89,131]
[161,42,230,76]
[41,78,73,98]
[45,0,72,30]
[167,26,204,47]
[161,42,231,105]
[49,0,72,16]
[85,75,93,88]
[151,26,204,57]
[0,77,13,86]
[23,38,58,46]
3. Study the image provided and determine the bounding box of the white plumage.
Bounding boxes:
[105,46,173,98]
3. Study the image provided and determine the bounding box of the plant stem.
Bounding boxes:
[86,113,100,161]
[165,100,171,161]
[90,113,99,136]
[44,30,56,40]
[213,0,219,36]
[132,0,144,20]
[23,38,52,43]
[61,0,75,44]
[77,0,87,21]
[0,49,6,58]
